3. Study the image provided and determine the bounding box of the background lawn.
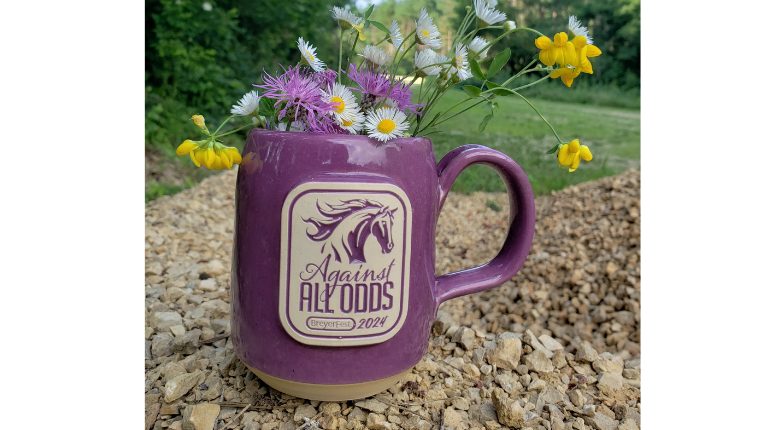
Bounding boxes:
[425,89,640,195]
[145,0,640,201]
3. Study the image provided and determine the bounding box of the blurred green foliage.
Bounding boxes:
[145,0,350,152]
[145,0,639,201]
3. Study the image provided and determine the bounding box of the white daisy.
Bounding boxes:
[360,45,391,67]
[322,83,361,123]
[568,15,593,44]
[414,48,444,76]
[468,36,489,60]
[474,0,507,26]
[297,37,326,72]
[365,107,409,142]
[331,6,361,30]
[338,111,365,134]
[415,9,442,49]
[230,90,260,116]
[452,43,472,81]
[389,20,403,49]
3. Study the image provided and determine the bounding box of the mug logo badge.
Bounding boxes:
[304,199,397,264]
[280,182,412,346]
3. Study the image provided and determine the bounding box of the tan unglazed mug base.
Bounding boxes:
[248,366,413,401]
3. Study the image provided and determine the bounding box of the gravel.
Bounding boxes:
[145,168,640,430]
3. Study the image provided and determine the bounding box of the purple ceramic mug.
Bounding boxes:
[231,129,535,400]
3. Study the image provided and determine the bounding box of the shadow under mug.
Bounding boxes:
[231,129,535,400]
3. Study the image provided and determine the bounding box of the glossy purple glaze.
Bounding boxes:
[231,130,535,385]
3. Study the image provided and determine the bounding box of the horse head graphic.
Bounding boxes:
[303,199,397,264]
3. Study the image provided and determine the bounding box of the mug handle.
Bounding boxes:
[434,144,536,306]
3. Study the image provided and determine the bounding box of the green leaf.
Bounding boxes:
[478,113,493,132]
[485,81,511,96]
[468,57,485,81]
[546,144,561,154]
[364,4,375,20]
[462,85,482,98]
[486,48,511,78]
[258,97,276,118]
[368,20,390,34]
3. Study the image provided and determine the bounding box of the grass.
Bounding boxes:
[420,88,640,195]
[145,87,639,201]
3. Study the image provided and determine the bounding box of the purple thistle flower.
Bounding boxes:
[257,66,333,130]
[313,68,338,88]
[347,64,390,98]
[347,64,422,114]
[389,82,423,114]
[310,117,348,134]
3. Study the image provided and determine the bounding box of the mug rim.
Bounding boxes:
[249,128,432,147]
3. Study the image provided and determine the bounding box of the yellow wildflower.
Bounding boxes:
[549,64,581,88]
[535,32,577,67]
[351,23,367,41]
[557,139,593,172]
[571,35,602,75]
[191,115,208,132]
[176,139,242,170]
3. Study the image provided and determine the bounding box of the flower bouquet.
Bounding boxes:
[176,0,600,173]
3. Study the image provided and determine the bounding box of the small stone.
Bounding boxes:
[453,327,477,350]
[576,342,600,363]
[355,398,388,414]
[162,362,187,381]
[593,353,624,375]
[151,333,174,358]
[475,402,498,424]
[151,311,183,331]
[485,337,522,369]
[293,404,318,422]
[618,418,638,430]
[160,403,180,415]
[463,363,480,378]
[598,373,624,396]
[491,389,526,428]
[538,334,564,353]
[452,397,469,410]
[182,403,220,430]
[321,402,341,416]
[366,412,391,430]
[524,350,554,373]
[205,259,227,276]
[569,389,587,407]
[484,420,501,430]
[170,324,186,336]
[164,370,204,402]
[526,330,553,358]
[586,412,619,430]
[480,364,492,375]
[198,278,218,291]
[443,407,462,428]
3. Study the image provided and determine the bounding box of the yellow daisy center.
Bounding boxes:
[330,96,346,114]
[342,118,353,126]
[421,29,430,38]
[378,119,396,134]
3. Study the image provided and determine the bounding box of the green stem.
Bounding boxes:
[216,124,253,138]
[514,27,545,38]
[511,74,550,92]
[337,28,344,83]
[213,115,235,135]
[504,88,563,144]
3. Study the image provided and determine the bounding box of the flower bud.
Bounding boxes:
[191,115,208,131]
